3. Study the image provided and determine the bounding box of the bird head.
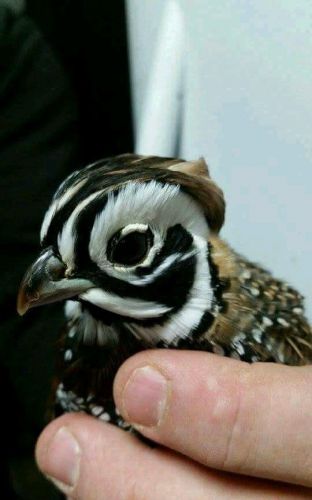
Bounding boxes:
[17,155,225,346]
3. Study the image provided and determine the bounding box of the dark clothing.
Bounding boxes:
[0,2,132,497]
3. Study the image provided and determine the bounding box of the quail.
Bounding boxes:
[17,154,312,427]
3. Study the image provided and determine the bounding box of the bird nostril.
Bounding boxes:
[46,255,66,281]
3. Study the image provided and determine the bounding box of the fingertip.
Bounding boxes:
[114,349,312,487]
[113,348,242,418]
[35,414,87,494]
[113,349,162,410]
[35,414,67,469]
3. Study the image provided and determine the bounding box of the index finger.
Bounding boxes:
[113,350,312,487]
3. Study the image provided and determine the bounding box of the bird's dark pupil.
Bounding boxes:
[108,230,151,266]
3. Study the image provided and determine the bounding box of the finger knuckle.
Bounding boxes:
[220,364,257,472]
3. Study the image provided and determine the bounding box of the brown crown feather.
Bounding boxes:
[108,154,226,233]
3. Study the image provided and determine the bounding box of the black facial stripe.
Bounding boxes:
[50,156,120,204]
[43,183,108,248]
[188,310,215,340]
[43,164,184,247]
[71,221,195,311]
[44,172,136,247]
[73,193,110,270]
[135,224,193,277]
[76,253,196,311]
[172,311,215,349]
[73,204,192,277]
[208,242,230,312]
[173,313,215,347]
[80,300,173,328]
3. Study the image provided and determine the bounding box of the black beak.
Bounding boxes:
[17,247,92,316]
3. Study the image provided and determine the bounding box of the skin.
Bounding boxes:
[36,351,312,499]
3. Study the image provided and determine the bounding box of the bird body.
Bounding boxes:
[17,155,312,426]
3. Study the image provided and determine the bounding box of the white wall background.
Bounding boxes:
[126,0,312,320]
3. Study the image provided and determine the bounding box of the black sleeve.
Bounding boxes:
[0,2,132,498]
[0,5,80,498]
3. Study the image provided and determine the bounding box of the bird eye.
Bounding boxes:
[107,229,153,266]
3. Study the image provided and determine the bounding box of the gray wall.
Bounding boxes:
[126,0,312,319]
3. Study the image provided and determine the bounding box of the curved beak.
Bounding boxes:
[17,247,93,316]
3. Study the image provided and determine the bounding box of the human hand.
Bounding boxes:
[36,351,312,498]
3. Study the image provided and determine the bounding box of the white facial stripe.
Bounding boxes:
[88,181,209,280]
[120,223,148,236]
[137,230,162,268]
[128,235,212,344]
[129,253,180,286]
[79,288,172,319]
[40,178,88,242]
[58,178,88,209]
[40,206,57,243]
[89,182,179,268]
[54,169,80,199]
[58,189,106,269]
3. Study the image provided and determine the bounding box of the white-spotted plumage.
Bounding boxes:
[64,300,82,320]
